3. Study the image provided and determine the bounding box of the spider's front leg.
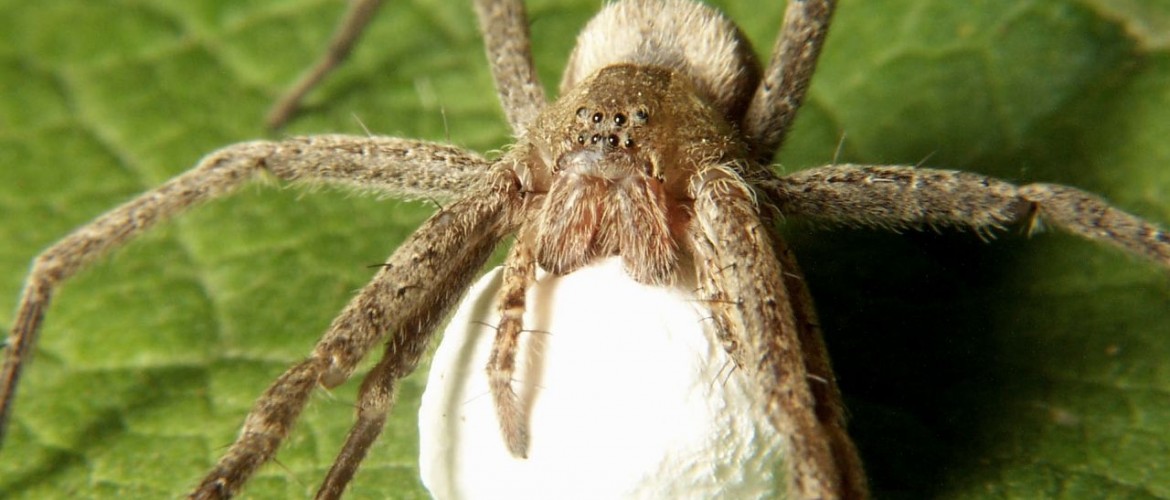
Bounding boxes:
[770,236,869,497]
[193,166,522,499]
[0,135,483,446]
[688,166,865,500]
[0,131,512,498]
[766,165,1170,267]
[315,206,521,499]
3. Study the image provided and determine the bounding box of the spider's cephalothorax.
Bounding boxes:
[528,64,748,284]
[524,0,761,286]
[3,0,1169,499]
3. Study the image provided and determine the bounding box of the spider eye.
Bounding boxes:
[576,107,589,119]
[606,134,619,147]
[623,138,634,148]
[591,112,603,123]
[633,109,649,123]
[614,113,627,126]
[590,134,600,144]
[576,134,586,144]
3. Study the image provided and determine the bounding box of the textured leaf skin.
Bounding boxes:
[0,0,1168,498]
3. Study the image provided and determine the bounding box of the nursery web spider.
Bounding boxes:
[3,0,1169,498]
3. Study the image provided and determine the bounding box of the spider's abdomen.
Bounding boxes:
[559,0,761,126]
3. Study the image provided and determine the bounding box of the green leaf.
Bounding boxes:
[0,0,1167,498]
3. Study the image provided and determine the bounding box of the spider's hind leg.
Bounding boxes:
[266,0,385,129]
[267,0,547,133]
[474,0,547,135]
[743,0,837,163]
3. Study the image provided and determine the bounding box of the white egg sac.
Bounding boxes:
[419,257,784,499]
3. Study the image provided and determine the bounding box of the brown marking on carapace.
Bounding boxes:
[527,64,747,284]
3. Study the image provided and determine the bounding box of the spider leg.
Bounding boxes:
[267,135,491,199]
[487,236,537,457]
[0,135,502,468]
[743,0,837,163]
[314,342,403,500]
[688,165,849,499]
[266,0,385,129]
[474,0,547,135]
[771,236,869,499]
[313,233,479,500]
[767,164,1170,267]
[192,178,517,498]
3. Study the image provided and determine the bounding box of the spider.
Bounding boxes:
[2,0,1169,498]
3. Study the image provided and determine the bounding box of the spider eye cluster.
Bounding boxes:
[573,105,647,150]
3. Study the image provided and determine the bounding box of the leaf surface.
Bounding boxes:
[0,0,1168,498]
